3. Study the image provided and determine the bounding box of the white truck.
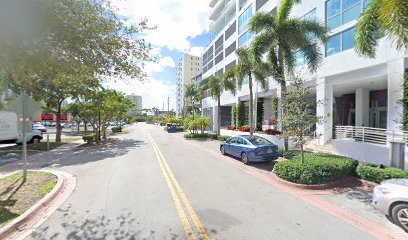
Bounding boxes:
[0,111,43,144]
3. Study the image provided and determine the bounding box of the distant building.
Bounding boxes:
[176,54,203,117]
[127,94,143,112]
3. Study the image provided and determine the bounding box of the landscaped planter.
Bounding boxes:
[220,129,285,148]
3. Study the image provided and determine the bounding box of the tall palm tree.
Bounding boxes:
[226,47,269,136]
[185,83,198,119]
[207,73,236,136]
[355,0,408,58]
[249,0,327,149]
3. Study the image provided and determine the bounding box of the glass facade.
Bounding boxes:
[238,4,253,34]
[238,31,252,47]
[326,0,364,30]
[326,27,355,56]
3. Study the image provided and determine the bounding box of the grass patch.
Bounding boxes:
[0,171,57,227]
[274,152,358,185]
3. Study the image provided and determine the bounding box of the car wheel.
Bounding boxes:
[31,136,41,144]
[220,146,226,155]
[241,152,250,165]
[392,203,408,232]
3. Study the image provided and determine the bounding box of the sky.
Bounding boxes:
[105,0,212,111]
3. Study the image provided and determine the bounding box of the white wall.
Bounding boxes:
[332,139,408,170]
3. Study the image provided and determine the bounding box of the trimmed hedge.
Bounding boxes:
[184,133,209,139]
[209,134,230,141]
[112,127,122,133]
[356,164,408,183]
[278,149,299,160]
[83,133,96,143]
[274,152,358,184]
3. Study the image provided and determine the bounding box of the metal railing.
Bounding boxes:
[335,126,408,145]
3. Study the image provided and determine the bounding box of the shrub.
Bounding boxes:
[264,129,281,135]
[112,127,122,133]
[238,125,250,132]
[278,149,299,160]
[274,153,358,184]
[209,134,231,141]
[184,133,209,139]
[83,133,96,143]
[356,164,408,183]
[227,126,236,130]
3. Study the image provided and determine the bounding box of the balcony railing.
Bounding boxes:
[335,126,408,145]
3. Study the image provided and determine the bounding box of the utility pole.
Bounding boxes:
[167,97,170,113]
[162,101,164,111]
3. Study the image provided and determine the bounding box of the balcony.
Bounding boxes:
[209,0,236,34]
[209,0,219,7]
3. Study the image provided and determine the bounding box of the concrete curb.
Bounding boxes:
[269,174,375,190]
[0,170,66,239]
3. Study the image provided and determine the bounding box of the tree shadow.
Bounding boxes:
[29,205,182,240]
[0,175,25,226]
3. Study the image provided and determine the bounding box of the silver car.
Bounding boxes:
[373,179,408,232]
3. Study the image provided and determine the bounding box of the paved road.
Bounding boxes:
[16,124,380,239]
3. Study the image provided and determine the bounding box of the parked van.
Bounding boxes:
[0,111,43,144]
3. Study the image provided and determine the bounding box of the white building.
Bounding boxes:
[201,0,408,166]
[176,54,203,117]
[127,94,143,111]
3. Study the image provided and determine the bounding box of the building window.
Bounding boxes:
[326,27,355,56]
[238,4,253,34]
[238,31,252,47]
[326,0,367,30]
[326,33,341,56]
[294,51,305,66]
[304,8,317,20]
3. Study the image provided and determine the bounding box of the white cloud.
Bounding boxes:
[158,56,176,68]
[112,0,210,53]
[104,78,176,110]
[188,46,205,56]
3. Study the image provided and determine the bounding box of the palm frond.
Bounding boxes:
[249,12,277,33]
[302,43,322,72]
[379,0,408,50]
[277,0,302,25]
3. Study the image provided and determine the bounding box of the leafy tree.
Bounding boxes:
[281,76,320,163]
[227,47,269,136]
[355,0,408,57]
[0,0,153,142]
[249,0,327,148]
[231,104,238,127]
[196,116,212,134]
[206,71,236,136]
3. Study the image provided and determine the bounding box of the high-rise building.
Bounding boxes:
[201,0,407,164]
[176,54,203,117]
[127,94,143,112]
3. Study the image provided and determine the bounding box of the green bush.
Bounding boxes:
[274,153,358,184]
[209,134,230,141]
[278,149,299,160]
[184,133,209,139]
[356,164,408,183]
[112,127,122,133]
[83,133,96,143]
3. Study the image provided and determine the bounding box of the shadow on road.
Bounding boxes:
[225,155,276,172]
[30,205,182,240]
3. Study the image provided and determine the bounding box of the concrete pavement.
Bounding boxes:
[2,123,401,239]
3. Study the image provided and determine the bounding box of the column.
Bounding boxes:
[213,106,218,132]
[355,88,370,127]
[316,77,333,145]
[387,58,405,130]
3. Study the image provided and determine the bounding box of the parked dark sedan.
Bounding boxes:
[220,135,280,164]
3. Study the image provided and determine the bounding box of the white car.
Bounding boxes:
[373,178,408,232]
[32,122,47,133]
[62,123,72,128]
[16,130,43,144]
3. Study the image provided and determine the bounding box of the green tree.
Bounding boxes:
[227,47,269,136]
[355,0,408,57]
[196,116,212,134]
[281,76,320,163]
[0,0,153,142]
[238,101,246,126]
[249,0,327,148]
[206,72,236,136]
[185,83,198,119]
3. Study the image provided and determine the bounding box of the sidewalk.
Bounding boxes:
[168,131,408,239]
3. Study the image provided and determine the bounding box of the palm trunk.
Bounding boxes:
[55,100,63,143]
[217,95,221,136]
[278,45,288,150]
[192,97,194,119]
[249,73,254,136]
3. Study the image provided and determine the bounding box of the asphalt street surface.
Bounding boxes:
[14,123,377,239]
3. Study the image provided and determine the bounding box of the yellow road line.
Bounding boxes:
[147,132,210,240]
[147,133,196,240]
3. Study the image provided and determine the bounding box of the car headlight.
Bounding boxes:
[376,186,392,195]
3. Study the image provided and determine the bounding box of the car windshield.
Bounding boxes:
[244,136,272,146]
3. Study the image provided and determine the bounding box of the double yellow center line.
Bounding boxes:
[146,131,210,240]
